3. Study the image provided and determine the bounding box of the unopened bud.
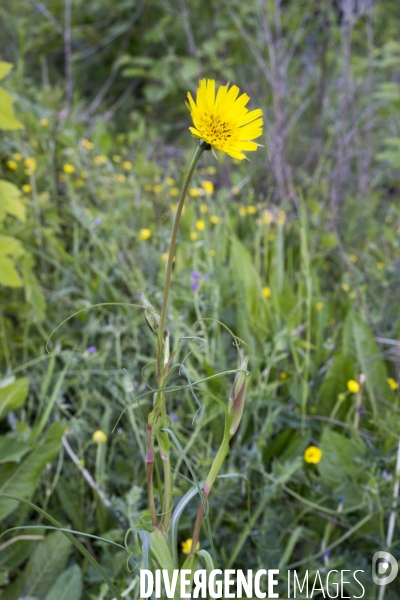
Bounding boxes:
[141,292,160,334]
[228,356,250,435]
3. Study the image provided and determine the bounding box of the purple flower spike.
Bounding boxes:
[191,282,199,292]
[192,271,201,280]
[323,550,330,559]
[94,217,102,226]
[87,346,97,354]
[382,470,390,480]
[170,412,178,422]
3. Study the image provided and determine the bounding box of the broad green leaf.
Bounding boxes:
[0,256,23,287]
[0,62,13,81]
[0,421,64,520]
[318,428,365,488]
[44,565,82,600]
[0,180,26,223]
[149,528,180,599]
[0,436,30,463]
[0,377,29,419]
[0,234,25,257]
[319,352,354,416]
[0,87,23,130]
[1,531,71,600]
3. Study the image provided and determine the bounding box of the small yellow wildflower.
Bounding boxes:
[196,220,205,232]
[232,187,239,195]
[190,231,199,241]
[40,118,49,127]
[210,215,219,225]
[187,79,263,160]
[315,301,324,311]
[13,152,22,161]
[82,139,94,150]
[388,378,399,391]
[92,430,107,444]
[81,171,88,179]
[123,161,133,170]
[206,166,217,175]
[200,203,208,214]
[349,253,358,263]
[262,211,273,225]
[304,446,322,464]
[63,163,75,174]
[268,232,275,241]
[202,180,214,195]
[189,187,203,197]
[262,287,271,298]
[144,184,153,191]
[32,140,39,148]
[342,283,350,292]
[170,204,177,212]
[76,179,84,187]
[7,160,17,170]
[22,184,31,193]
[181,538,199,555]
[138,228,151,241]
[347,380,360,393]
[115,174,126,183]
[166,177,175,186]
[280,372,288,380]
[209,249,216,257]
[239,206,247,217]
[113,155,122,163]
[247,205,257,215]
[153,185,162,193]
[277,210,286,225]
[94,155,107,165]
[376,262,384,270]
[170,187,179,196]
[161,253,169,262]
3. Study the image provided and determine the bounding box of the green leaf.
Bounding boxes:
[0,256,23,287]
[0,234,25,257]
[0,377,29,419]
[1,531,71,600]
[44,565,82,600]
[21,254,46,320]
[318,428,365,488]
[0,180,26,223]
[0,421,64,521]
[0,436,30,463]
[319,352,354,416]
[0,87,23,130]
[0,62,13,81]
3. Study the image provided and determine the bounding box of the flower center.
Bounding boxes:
[200,112,234,145]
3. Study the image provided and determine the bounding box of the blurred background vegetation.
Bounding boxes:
[1,0,400,598]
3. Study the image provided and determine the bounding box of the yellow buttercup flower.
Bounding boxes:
[376,262,384,270]
[144,184,153,191]
[347,380,360,393]
[153,185,162,193]
[315,301,324,311]
[189,187,203,197]
[239,206,247,217]
[200,203,208,214]
[22,184,31,193]
[342,283,350,292]
[63,163,75,174]
[202,180,214,195]
[388,378,399,391]
[247,205,257,215]
[210,215,219,224]
[40,118,49,127]
[7,160,17,170]
[138,228,151,241]
[304,446,322,464]
[94,155,107,165]
[186,79,263,160]
[196,220,205,231]
[161,253,169,262]
[82,138,94,150]
[113,155,122,163]
[190,231,198,241]
[280,372,287,380]
[209,249,216,257]
[349,253,358,263]
[166,177,175,186]
[81,171,88,179]
[206,166,216,175]
[170,187,179,196]
[123,161,133,170]
[92,430,107,444]
[262,287,271,298]
[115,174,126,183]
[262,211,273,225]
[181,538,199,555]
[24,157,37,172]
[13,152,22,161]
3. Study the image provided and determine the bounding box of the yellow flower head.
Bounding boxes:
[153,184,162,193]
[200,203,208,214]
[166,177,175,186]
[92,430,107,444]
[315,301,324,311]
[40,118,49,127]
[206,166,217,175]
[196,220,205,232]
[186,79,263,160]
[189,187,203,197]
[202,180,214,195]
[138,228,151,241]
[115,174,126,183]
[209,248,216,257]
[94,155,107,165]
[388,378,399,391]
[262,286,271,298]
[22,184,31,193]
[181,538,199,555]
[349,253,358,263]
[7,160,17,170]
[190,231,198,241]
[304,446,322,464]
[262,211,273,225]
[113,155,122,163]
[376,262,384,270]
[24,157,37,172]
[82,138,94,150]
[170,187,179,196]
[277,210,286,226]
[13,152,22,161]
[161,253,169,262]
[81,171,88,179]
[239,206,247,217]
[247,205,257,215]
[347,379,360,393]
[210,215,219,224]
[123,161,133,170]
[342,283,350,292]
[63,163,75,174]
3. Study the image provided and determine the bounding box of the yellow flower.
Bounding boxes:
[202,180,214,195]
[24,157,37,172]
[186,79,263,160]
[376,262,384,270]
[200,203,208,214]
[153,185,162,193]
[232,186,239,195]
[181,538,199,555]
[123,160,133,170]
[190,231,198,241]
[210,215,219,224]
[40,118,49,127]
[113,155,122,163]
[63,163,75,174]
[209,249,216,257]
[315,301,324,311]
[170,187,179,196]
[349,253,358,263]
[138,228,151,241]
[247,205,257,215]
[115,174,126,183]
[32,140,39,148]
[206,166,216,175]
[92,430,107,444]
[189,187,203,197]
[347,380,360,393]
[277,210,286,225]
[342,283,350,292]
[144,184,153,191]
[82,138,94,150]
[280,372,287,380]
[76,179,84,187]
[388,378,399,391]
[268,232,275,241]
[13,152,22,161]
[239,206,247,217]
[170,204,177,212]
[262,211,273,225]
[304,446,322,464]
[166,177,175,185]
[94,155,107,165]
[161,253,169,262]
[196,220,205,231]
[7,160,17,170]
[262,286,271,298]
[22,184,31,193]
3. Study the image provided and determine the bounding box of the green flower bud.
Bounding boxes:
[141,292,160,334]
[228,356,250,436]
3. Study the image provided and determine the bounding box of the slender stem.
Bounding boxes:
[156,145,204,378]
